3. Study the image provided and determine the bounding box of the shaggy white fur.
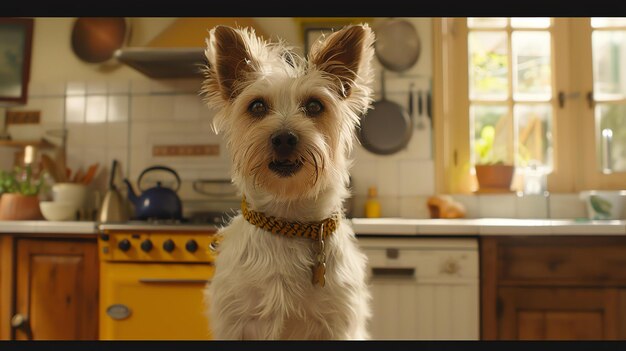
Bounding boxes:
[201,24,375,340]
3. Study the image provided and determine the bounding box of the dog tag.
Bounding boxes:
[312,262,326,287]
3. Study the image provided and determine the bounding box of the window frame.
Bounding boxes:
[433,17,626,194]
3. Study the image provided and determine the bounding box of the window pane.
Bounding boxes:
[591,18,626,28]
[512,31,552,101]
[592,30,626,99]
[471,104,512,165]
[467,18,507,28]
[511,18,551,28]
[468,32,508,100]
[596,104,626,172]
[514,103,553,170]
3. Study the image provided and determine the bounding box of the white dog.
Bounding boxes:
[201,23,375,340]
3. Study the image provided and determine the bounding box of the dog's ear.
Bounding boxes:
[309,24,375,99]
[204,26,259,101]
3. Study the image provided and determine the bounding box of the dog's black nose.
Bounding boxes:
[271,131,298,157]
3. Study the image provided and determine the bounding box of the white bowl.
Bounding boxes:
[39,201,79,221]
[579,190,626,220]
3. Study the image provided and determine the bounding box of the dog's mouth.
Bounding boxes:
[268,159,304,177]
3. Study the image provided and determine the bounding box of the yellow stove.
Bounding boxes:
[97,224,220,340]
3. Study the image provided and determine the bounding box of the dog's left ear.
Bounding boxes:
[309,24,375,99]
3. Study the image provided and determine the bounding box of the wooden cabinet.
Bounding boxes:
[481,236,626,340]
[0,235,98,340]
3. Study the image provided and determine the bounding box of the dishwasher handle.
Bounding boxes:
[371,267,415,278]
[138,278,210,284]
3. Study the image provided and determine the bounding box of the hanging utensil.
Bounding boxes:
[426,89,433,129]
[358,70,413,155]
[413,84,424,130]
[374,18,421,73]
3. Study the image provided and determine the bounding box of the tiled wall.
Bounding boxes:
[5,78,595,220]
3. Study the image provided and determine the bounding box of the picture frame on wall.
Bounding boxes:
[0,18,34,106]
[298,18,373,57]
[303,26,339,57]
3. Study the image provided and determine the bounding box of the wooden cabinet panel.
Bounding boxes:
[497,237,626,284]
[0,235,15,340]
[482,236,626,340]
[499,287,618,340]
[14,239,98,340]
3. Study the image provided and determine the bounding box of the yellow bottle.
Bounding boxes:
[364,186,381,218]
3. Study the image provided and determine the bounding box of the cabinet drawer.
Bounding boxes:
[497,237,626,284]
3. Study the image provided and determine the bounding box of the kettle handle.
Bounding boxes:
[137,165,181,192]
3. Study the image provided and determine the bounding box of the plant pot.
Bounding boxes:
[0,193,44,220]
[475,164,515,192]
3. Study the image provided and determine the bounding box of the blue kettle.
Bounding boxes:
[124,165,183,220]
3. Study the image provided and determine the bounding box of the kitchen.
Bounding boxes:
[1,17,626,340]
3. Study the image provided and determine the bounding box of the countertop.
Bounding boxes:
[1,218,625,236]
[350,218,626,236]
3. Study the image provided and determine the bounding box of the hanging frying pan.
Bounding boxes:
[359,70,413,155]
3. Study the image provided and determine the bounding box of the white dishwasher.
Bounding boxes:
[358,237,479,340]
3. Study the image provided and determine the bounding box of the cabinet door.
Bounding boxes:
[498,287,619,340]
[14,239,98,340]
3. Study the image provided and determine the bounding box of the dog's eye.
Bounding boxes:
[248,100,268,118]
[304,99,323,117]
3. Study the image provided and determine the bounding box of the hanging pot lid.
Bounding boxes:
[374,18,421,72]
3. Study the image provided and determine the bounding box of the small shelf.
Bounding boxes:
[0,138,56,149]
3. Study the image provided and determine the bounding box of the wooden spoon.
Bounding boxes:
[55,147,68,182]
[81,163,99,185]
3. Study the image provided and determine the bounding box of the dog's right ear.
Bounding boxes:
[204,26,260,102]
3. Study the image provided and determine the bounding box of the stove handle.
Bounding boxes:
[138,278,210,284]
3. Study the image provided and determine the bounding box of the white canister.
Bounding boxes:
[52,183,88,210]
[579,190,626,220]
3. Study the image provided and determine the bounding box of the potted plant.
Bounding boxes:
[0,165,47,220]
[474,125,515,192]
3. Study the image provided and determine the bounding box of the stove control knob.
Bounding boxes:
[163,239,176,253]
[140,239,153,253]
[118,239,131,252]
[185,239,198,253]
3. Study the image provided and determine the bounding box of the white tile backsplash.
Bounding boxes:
[149,95,175,121]
[377,160,400,196]
[130,95,150,122]
[516,194,549,219]
[66,81,86,96]
[43,97,65,124]
[549,193,587,219]
[85,96,107,123]
[173,94,201,121]
[84,124,107,147]
[65,96,86,123]
[450,194,481,219]
[107,95,129,122]
[87,81,108,95]
[478,194,517,218]
[16,75,593,220]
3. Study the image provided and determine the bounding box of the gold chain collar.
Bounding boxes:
[240,195,340,241]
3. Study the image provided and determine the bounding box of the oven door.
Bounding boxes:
[100,262,214,340]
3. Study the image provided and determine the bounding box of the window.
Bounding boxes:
[467,18,553,173]
[433,17,626,193]
[591,18,626,173]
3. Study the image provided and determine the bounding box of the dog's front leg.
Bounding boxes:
[241,316,284,340]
